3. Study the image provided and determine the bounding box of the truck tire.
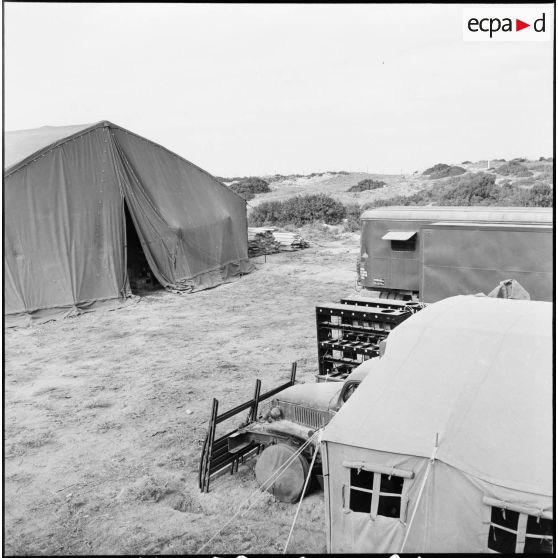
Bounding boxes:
[255,443,310,503]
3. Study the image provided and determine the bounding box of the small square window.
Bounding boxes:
[488,525,517,553]
[524,536,553,554]
[378,495,401,518]
[347,468,407,519]
[380,474,404,494]
[525,515,554,554]
[350,468,374,490]
[491,507,520,530]
[527,516,553,537]
[350,488,372,513]
[485,503,553,554]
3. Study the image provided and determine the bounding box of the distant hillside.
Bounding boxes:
[222,158,553,211]
[248,171,432,208]
[366,159,553,208]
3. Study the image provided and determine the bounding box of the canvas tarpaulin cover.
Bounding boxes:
[321,295,552,553]
[4,121,252,326]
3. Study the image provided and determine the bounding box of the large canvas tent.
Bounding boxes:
[4,121,252,326]
[321,295,552,553]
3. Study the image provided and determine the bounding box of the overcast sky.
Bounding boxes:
[5,3,554,175]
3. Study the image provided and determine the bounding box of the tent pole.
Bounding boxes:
[399,436,439,553]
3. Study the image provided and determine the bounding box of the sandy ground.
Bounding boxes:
[4,230,361,555]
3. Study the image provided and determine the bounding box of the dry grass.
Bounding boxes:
[5,430,55,458]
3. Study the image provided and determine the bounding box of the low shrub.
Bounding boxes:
[461,160,472,164]
[423,163,466,179]
[249,194,346,227]
[495,161,533,177]
[344,203,362,231]
[513,178,537,188]
[524,183,553,207]
[423,163,450,175]
[527,162,553,176]
[348,179,386,192]
[438,173,500,205]
[364,192,427,209]
[430,166,466,179]
[249,200,284,224]
[363,172,552,209]
[228,177,270,200]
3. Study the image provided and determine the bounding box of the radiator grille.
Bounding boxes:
[279,402,335,430]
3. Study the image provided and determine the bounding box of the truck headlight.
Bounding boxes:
[270,406,282,420]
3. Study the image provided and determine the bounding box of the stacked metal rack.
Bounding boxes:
[316,296,420,381]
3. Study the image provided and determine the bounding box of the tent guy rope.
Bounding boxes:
[399,433,439,553]
[283,429,323,554]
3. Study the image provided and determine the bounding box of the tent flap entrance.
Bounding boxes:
[124,202,160,292]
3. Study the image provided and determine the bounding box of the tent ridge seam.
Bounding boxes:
[5,122,109,178]
[108,123,247,204]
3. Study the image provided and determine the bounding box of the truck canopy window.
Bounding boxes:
[381,231,417,252]
[381,231,417,241]
[391,239,416,251]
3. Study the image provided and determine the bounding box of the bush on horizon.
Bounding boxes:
[348,179,386,192]
[249,194,347,227]
[363,172,552,209]
[228,177,271,200]
[422,163,466,179]
[495,161,533,178]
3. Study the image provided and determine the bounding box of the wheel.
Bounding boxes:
[255,443,310,503]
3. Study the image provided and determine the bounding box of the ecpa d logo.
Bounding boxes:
[463,8,552,41]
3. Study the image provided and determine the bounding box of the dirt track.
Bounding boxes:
[4,229,360,555]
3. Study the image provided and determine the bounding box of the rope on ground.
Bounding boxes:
[283,429,322,554]
[195,430,321,554]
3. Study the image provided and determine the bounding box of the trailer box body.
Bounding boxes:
[359,207,553,302]
[421,222,552,302]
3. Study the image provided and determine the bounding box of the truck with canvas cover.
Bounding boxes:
[358,206,553,302]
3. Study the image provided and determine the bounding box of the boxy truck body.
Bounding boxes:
[358,206,553,302]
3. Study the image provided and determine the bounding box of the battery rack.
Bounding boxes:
[316,296,418,381]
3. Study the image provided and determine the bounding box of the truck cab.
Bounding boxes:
[226,360,378,501]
